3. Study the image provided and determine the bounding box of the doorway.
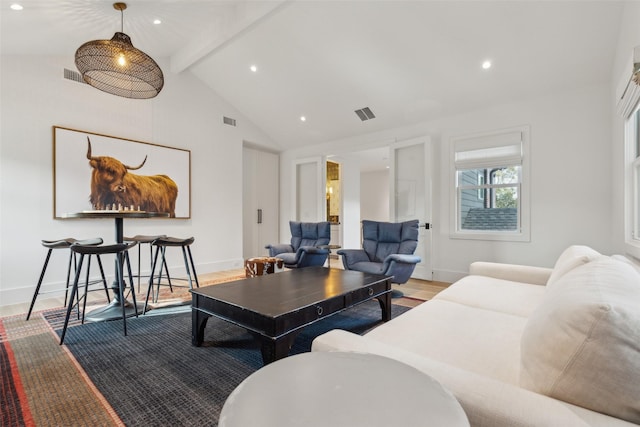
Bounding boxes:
[325,137,433,280]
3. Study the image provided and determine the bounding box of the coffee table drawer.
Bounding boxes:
[277,296,345,333]
[344,280,389,307]
[276,280,390,335]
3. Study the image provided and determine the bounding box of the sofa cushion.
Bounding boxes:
[433,275,546,317]
[546,245,601,288]
[520,257,640,423]
[365,299,527,385]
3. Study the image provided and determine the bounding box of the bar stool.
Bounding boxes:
[60,241,138,344]
[26,237,107,321]
[144,236,199,313]
[123,234,167,292]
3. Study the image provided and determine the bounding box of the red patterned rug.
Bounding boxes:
[1,273,424,426]
[0,273,246,426]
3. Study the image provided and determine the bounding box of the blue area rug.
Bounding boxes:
[59,300,410,426]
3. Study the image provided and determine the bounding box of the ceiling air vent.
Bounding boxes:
[355,107,376,121]
[63,68,86,84]
[223,116,237,127]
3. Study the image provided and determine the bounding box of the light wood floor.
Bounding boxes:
[0,267,450,318]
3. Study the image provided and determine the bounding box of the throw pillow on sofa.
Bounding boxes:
[545,245,601,288]
[520,257,640,423]
[612,254,640,276]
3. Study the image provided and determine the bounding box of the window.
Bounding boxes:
[624,103,640,256]
[450,126,530,241]
[618,64,640,258]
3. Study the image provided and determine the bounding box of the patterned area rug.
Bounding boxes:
[1,286,417,426]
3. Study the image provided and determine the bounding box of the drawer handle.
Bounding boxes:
[368,287,374,296]
[316,306,323,316]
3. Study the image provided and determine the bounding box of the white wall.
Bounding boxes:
[0,54,278,307]
[360,170,390,222]
[280,83,613,281]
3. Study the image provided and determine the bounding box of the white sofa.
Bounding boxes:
[312,246,640,426]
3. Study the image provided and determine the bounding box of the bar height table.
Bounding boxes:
[62,211,169,321]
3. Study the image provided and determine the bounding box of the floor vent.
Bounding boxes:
[355,107,376,121]
[64,68,86,84]
[223,116,237,127]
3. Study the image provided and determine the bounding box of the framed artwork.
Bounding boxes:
[53,126,191,219]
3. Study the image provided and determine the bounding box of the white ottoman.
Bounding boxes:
[219,351,469,427]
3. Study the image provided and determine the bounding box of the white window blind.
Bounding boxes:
[453,130,523,170]
[616,46,640,119]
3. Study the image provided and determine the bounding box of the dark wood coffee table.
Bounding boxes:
[191,266,392,364]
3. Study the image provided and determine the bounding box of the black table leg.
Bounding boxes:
[377,287,392,322]
[192,308,210,346]
[260,330,300,365]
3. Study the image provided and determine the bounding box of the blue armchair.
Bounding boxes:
[338,219,422,284]
[265,221,331,268]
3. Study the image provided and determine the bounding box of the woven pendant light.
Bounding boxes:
[75,2,164,99]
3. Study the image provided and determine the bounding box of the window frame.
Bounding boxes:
[449,125,531,242]
[624,104,640,258]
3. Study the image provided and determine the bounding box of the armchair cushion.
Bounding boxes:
[290,221,331,250]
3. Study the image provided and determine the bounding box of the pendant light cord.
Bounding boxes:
[113,3,127,33]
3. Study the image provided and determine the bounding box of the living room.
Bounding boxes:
[1,0,634,306]
[2,1,640,425]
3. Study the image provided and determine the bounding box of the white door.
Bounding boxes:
[243,147,279,258]
[389,136,433,280]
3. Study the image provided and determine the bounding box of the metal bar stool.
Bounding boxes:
[123,234,167,292]
[144,236,199,313]
[60,242,138,345]
[26,237,107,321]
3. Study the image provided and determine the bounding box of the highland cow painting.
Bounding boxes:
[53,126,191,219]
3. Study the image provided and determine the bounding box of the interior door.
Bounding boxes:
[243,147,279,258]
[389,136,433,280]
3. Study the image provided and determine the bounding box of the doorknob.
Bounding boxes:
[257,209,262,224]
[419,222,431,230]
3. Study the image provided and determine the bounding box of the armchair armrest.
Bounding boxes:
[384,254,422,265]
[381,254,422,283]
[265,243,294,257]
[336,249,370,268]
[469,261,552,286]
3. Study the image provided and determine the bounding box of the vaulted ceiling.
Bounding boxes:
[1,1,625,152]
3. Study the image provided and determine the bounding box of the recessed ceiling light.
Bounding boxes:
[300,116,306,122]
[153,19,162,25]
[482,60,492,70]
[250,65,258,73]
[10,4,23,10]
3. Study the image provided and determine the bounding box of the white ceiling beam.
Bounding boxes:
[170,0,289,74]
